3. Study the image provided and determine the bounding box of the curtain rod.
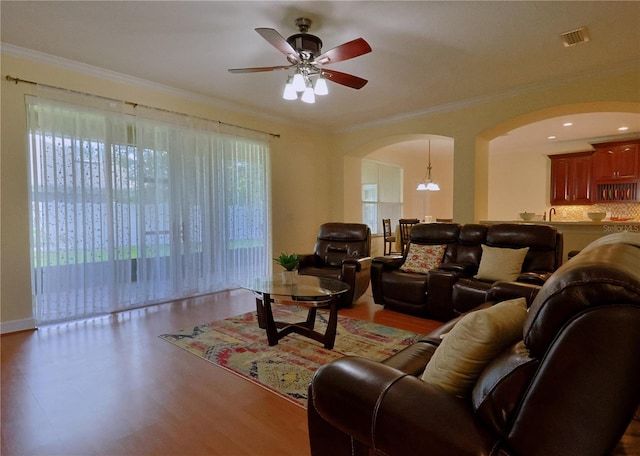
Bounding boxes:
[5,75,280,138]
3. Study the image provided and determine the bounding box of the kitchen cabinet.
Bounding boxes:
[592,140,639,182]
[549,151,593,205]
[592,139,640,202]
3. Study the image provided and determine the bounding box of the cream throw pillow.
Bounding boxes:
[421,298,527,397]
[474,245,529,282]
[400,244,446,274]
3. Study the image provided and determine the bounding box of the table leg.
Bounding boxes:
[305,307,317,330]
[261,293,280,346]
[323,297,339,350]
[255,293,266,329]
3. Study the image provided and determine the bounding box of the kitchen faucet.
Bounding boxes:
[548,207,556,221]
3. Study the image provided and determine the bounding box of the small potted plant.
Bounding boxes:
[274,252,299,284]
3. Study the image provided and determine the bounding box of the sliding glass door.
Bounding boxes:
[27,95,271,324]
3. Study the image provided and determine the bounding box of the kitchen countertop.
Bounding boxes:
[481,220,639,226]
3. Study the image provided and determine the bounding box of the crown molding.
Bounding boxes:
[338,59,640,134]
[1,43,295,130]
[3,43,638,136]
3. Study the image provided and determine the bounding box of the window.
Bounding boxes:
[27,94,271,324]
[361,160,402,234]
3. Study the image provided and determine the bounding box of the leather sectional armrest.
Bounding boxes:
[382,340,439,375]
[311,357,497,456]
[341,257,372,307]
[517,271,552,285]
[297,253,319,268]
[487,281,541,305]
[372,255,404,270]
[342,256,372,272]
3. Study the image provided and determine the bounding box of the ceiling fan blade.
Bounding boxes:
[314,38,372,65]
[228,65,293,74]
[322,69,368,89]
[255,27,300,63]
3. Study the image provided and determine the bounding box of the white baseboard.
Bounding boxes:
[0,318,37,334]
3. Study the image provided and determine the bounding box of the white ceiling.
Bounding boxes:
[2,1,640,150]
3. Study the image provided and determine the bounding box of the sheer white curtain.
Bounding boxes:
[27,91,271,324]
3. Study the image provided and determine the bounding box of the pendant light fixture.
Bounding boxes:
[282,70,329,103]
[416,139,440,191]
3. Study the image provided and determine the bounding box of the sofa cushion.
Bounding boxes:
[485,223,560,273]
[453,224,488,267]
[400,244,446,274]
[474,245,529,282]
[421,297,527,396]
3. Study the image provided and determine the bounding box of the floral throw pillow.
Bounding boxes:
[400,244,447,274]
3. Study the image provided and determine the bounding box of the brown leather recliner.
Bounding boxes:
[308,238,640,456]
[371,223,562,321]
[297,222,372,307]
[370,222,470,320]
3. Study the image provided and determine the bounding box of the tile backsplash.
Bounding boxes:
[549,202,640,221]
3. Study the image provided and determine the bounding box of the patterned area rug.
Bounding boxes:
[160,306,421,408]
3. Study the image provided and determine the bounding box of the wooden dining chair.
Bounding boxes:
[398,218,420,255]
[382,218,397,255]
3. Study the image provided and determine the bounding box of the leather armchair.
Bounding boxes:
[297,222,371,307]
[309,239,640,456]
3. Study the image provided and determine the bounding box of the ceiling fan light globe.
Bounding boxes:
[314,77,329,95]
[292,73,306,92]
[426,182,440,191]
[416,182,428,191]
[283,82,297,100]
[301,86,316,103]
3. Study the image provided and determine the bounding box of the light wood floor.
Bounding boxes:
[0,288,440,456]
[2,288,637,455]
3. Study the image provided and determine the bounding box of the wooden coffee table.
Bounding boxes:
[243,275,350,350]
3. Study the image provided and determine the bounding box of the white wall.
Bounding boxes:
[488,147,550,220]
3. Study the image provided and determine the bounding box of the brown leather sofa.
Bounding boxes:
[308,237,640,456]
[371,223,562,321]
[297,222,372,307]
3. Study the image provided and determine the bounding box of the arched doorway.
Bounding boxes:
[343,134,454,256]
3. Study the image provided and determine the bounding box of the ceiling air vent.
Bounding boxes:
[561,27,590,47]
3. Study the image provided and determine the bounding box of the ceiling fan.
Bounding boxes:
[228,17,372,102]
